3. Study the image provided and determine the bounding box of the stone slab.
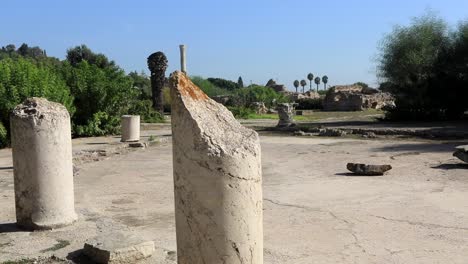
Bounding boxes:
[83,232,155,263]
[347,163,392,176]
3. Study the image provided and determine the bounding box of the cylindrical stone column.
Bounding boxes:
[179,44,186,73]
[10,97,77,230]
[121,115,140,142]
[170,71,263,264]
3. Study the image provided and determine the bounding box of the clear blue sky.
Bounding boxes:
[2,0,468,90]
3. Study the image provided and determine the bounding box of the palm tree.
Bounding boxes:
[300,80,307,93]
[307,73,314,91]
[322,75,329,90]
[314,77,321,91]
[147,51,168,114]
[293,80,299,93]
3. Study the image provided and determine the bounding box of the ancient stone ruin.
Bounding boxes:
[10,97,77,230]
[121,115,140,142]
[170,71,263,263]
[276,103,297,127]
[323,85,395,111]
[453,145,468,163]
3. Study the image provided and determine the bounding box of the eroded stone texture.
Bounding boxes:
[276,103,296,127]
[323,85,395,111]
[453,145,468,163]
[83,232,155,263]
[10,98,77,230]
[121,115,140,142]
[170,71,263,264]
[347,163,392,176]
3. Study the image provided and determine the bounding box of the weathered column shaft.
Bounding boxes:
[10,97,77,230]
[179,45,186,73]
[121,115,140,142]
[170,71,263,264]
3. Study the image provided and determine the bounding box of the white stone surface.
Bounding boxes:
[83,232,155,263]
[170,71,263,264]
[121,115,140,142]
[10,97,77,230]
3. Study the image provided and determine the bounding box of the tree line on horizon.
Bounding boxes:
[293,74,329,93]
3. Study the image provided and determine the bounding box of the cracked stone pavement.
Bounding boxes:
[1,131,468,263]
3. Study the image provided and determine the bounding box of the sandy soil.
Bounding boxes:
[1,131,468,263]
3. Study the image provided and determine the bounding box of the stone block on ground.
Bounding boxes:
[347,163,392,176]
[83,232,155,263]
[453,145,468,163]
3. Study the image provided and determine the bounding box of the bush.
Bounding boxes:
[207,77,239,91]
[191,76,231,97]
[295,98,323,110]
[378,13,468,119]
[0,57,75,141]
[231,85,289,108]
[0,122,7,148]
[162,87,171,113]
[227,106,254,119]
[128,99,164,123]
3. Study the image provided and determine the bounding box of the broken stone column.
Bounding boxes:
[10,97,77,230]
[179,44,186,73]
[276,103,296,127]
[121,115,140,142]
[170,71,263,264]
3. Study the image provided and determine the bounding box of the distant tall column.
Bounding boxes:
[179,44,187,73]
[10,97,77,230]
[170,71,263,263]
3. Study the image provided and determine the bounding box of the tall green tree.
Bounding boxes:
[0,58,75,145]
[237,76,244,88]
[147,52,168,114]
[293,80,299,93]
[377,13,460,119]
[314,77,321,91]
[66,44,115,69]
[300,80,307,93]
[307,73,314,91]
[322,75,329,90]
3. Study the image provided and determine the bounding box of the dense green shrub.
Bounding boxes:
[162,87,171,112]
[231,85,289,108]
[227,106,254,119]
[191,76,231,97]
[0,44,165,146]
[0,58,75,144]
[207,77,239,91]
[378,13,468,119]
[295,98,323,110]
[0,122,7,148]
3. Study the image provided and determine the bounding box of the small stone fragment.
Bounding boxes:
[347,163,392,176]
[128,142,146,148]
[276,103,296,127]
[83,232,155,263]
[453,145,468,163]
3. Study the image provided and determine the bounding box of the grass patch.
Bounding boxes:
[243,109,383,121]
[39,239,70,253]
